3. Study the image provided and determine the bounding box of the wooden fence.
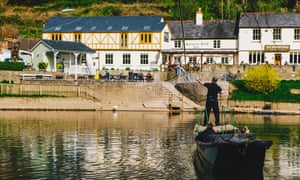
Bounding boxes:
[0,83,99,101]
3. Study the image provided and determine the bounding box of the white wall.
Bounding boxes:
[96,50,161,70]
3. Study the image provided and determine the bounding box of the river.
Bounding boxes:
[0,111,299,179]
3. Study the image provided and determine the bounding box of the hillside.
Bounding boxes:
[0,0,299,38]
[0,2,173,38]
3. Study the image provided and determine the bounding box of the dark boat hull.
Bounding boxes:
[196,134,272,173]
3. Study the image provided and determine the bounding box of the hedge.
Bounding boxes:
[0,62,25,71]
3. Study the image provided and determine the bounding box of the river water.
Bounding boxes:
[0,111,299,180]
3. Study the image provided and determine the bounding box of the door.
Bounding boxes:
[274,54,281,65]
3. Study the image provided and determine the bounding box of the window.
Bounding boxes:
[140,33,152,44]
[189,57,197,64]
[213,40,220,48]
[123,54,131,64]
[273,28,281,40]
[174,40,181,48]
[249,51,265,64]
[253,29,261,40]
[81,54,87,64]
[294,29,300,40]
[289,52,300,64]
[140,54,149,64]
[164,32,169,42]
[105,54,113,64]
[120,33,128,47]
[74,33,81,42]
[51,33,62,40]
[206,57,213,64]
[221,57,229,64]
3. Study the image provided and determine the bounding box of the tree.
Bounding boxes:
[244,64,279,95]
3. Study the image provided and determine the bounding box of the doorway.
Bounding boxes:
[274,54,281,65]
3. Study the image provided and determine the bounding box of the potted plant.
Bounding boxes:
[38,62,48,71]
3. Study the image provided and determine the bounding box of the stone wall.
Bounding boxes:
[1,64,300,84]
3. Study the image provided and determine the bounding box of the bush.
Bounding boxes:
[101,5,122,16]
[244,64,279,95]
[38,62,48,70]
[1,80,10,84]
[230,80,300,103]
[0,62,25,71]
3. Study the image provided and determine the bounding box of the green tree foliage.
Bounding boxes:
[101,5,122,16]
[2,0,300,38]
[244,64,279,95]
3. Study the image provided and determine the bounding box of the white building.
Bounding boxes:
[238,12,300,65]
[163,8,238,68]
[42,16,171,72]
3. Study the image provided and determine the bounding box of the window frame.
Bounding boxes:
[273,28,281,41]
[174,40,181,48]
[294,28,300,40]
[120,33,128,47]
[249,51,265,64]
[105,54,113,64]
[140,54,149,64]
[213,40,220,48]
[253,29,261,40]
[122,54,131,64]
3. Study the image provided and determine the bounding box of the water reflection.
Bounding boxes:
[192,150,264,180]
[0,111,299,179]
[0,111,198,179]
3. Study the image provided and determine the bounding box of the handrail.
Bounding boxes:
[197,106,236,134]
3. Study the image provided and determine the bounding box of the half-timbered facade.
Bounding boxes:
[42,16,170,71]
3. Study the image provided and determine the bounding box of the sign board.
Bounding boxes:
[264,45,290,52]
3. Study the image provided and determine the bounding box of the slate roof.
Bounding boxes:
[32,39,95,53]
[43,16,166,33]
[168,20,237,40]
[239,13,300,28]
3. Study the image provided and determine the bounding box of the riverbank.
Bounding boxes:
[1,97,300,115]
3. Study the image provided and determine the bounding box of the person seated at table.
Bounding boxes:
[146,71,153,81]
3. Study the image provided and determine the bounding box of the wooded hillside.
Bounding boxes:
[0,0,300,38]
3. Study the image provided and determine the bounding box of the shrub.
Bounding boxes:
[56,63,63,70]
[1,80,9,84]
[230,80,300,103]
[0,62,25,71]
[38,62,48,70]
[244,64,279,95]
[101,5,122,16]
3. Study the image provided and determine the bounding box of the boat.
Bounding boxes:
[193,108,273,174]
[61,9,75,13]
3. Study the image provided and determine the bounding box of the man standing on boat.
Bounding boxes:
[196,77,222,126]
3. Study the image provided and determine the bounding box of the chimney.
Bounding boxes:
[196,8,203,25]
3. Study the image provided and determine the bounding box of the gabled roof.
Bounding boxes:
[31,39,95,53]
[168,20,237,40]
[239,12,300,28]
[43,16,166,33]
